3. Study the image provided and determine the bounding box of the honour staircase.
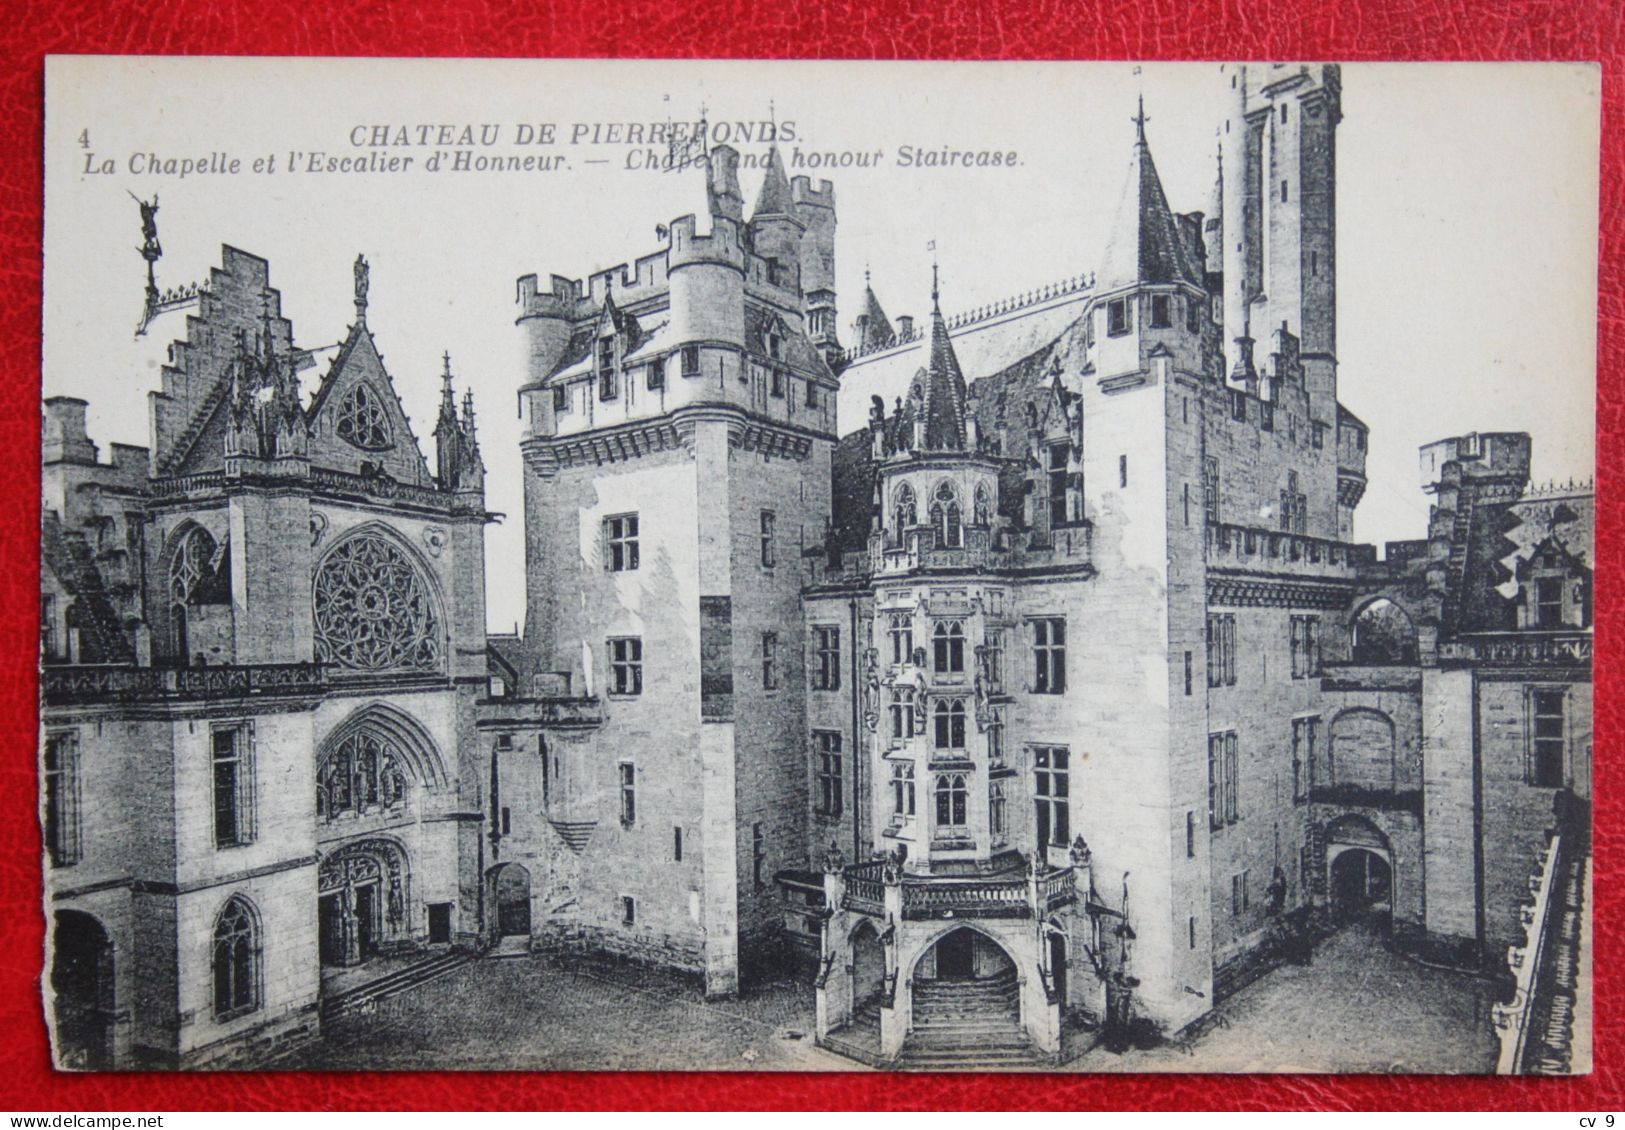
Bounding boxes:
[897,972,1042,1070]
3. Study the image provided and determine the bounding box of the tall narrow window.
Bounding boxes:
[990,780,1008,843]
[681,345,700,377]
[212,896,260,1020]
[888,612,914,667]
[1536,577,1565,628]
[892,483,917,534]
[1119,455,1128,489]
[889,689,916,742]
[1048,445,1069,526]
[43,732,80,868]
[212,725,254,849]
[935,774,968,833]
[759,510,776,567]
[814,731,843,817]
[1184,650,1193,696]
[813,625,841,690]
[619,762,636,825]
[1203,457,1220,524]
[930,482,963,549]
[605,514,640,572]
[1530,688,1567,787]
[673,826,683,861]
[752,823,766,891]
[646,359,665,391]
[621,895,636,925]
[933,620,966,676]
[1224,733,1239,823]
[1034,746,1070,847]
[761,631,779,690]
[608,637,643,695]
[891,761,916,818]
[1031,617,1067,695]
[1186,810,1196,858]
[1207,614,1237,687]
[553,384,570,414]
[597,339,618,401]
[933,698,967,750]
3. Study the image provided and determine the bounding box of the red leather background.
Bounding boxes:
[1,0,1618,1111]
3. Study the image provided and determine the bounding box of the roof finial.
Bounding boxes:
[442,350,454,386]
[1133,93,1150,145]
[353,253,369,321]
[928,240,939,310]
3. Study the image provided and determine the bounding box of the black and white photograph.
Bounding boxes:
[38,57,1597,1074]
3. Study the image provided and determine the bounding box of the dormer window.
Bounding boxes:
[767,331,783,361]
[597,339,618,401]
[1107,299,1129,337]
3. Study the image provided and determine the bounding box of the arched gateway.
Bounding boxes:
[318,838,411,967]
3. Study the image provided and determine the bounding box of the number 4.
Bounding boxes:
[77,129,89,149]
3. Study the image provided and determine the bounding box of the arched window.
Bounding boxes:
[933,698,966,750]
[212,896,260,1020]
[974,483,993,528]
[335,383,391,450]
[892,483,917,533]
[313,531,443,673]
[933,620,965,675]
[929,482,963,549]
[317,727,409,821]
[935,774,968,829]
[1351,598,1418,665]
[168,526,230,663]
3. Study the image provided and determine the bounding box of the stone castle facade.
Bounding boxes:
[42,63,1591,1070]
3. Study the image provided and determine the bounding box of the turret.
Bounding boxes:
[747,146,804,276]
[1093,98,1207,386]
[666,212,746,350]
[706,144,745,223]
[516,273,583,390]
[1219,64,1341,420]
[42,398,98,465]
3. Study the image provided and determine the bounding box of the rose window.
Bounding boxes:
[336,383,391,450]
[313,533,442,672]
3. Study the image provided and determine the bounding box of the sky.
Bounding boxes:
[43,59,1600,632]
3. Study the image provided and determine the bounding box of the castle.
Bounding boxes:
[41,63,1590,1071]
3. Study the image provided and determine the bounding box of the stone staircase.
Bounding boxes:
[897,972,1042,1070]
[319,951,469,1021]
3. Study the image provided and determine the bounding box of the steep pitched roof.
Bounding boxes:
[41,513,134,664]
[751,146,795,219]
[910,281,970,451]
[856,280,895,351]
[1096,106,1204,294]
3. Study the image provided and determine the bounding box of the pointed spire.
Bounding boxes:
[436,351,459,434]
[750,145,795,220]
[1097,98,1203,294]
[916,265,969,452]
[856,271,895,352]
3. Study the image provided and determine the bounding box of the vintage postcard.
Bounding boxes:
[39,57,1597,1073]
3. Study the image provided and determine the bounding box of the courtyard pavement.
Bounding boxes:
[279,918,1498,1074]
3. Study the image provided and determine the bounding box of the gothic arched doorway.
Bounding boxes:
[318,838,410,967]
[493,863,532,938]
[51,910,114,1069]
[906,927,1023,1057]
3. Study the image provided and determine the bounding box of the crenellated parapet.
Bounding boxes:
[666,212,748,274]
